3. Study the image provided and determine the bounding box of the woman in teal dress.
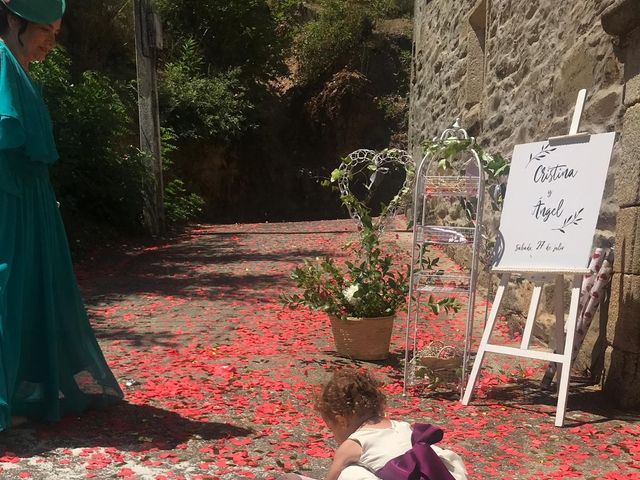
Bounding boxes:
[0,0,123,430]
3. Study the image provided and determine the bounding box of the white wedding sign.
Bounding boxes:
[493,132,616,273]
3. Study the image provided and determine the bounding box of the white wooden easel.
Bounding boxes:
[461,90,591,427]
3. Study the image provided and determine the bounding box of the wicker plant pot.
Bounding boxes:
[329,315,395,361]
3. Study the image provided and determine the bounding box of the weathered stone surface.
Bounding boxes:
[604,3,640,409]
[613,206,640,274]
[617,103,640,206]
[410,1,638,403]
[588,87,623,125]
[409,0,624,232]
[601,0,640,37]
[604,348,640,408]
[464,25,485,107]
[411,1,623,147]
[607,272,640,353]
[624,27,640,107]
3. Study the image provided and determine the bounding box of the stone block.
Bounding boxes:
[586,87,622,124]
[613,206,640,274]
[624,28,640,107]
[627,72,640,108]
[603,348,640,409]
[554,49,596,115]
[462,103,482,136]
[616,104,640,207]
[607,272,640,353]
[464,25,485,107]
[573,308,606,373]
[601,0,640,38]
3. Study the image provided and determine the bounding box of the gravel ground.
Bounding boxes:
[0,219,638,480]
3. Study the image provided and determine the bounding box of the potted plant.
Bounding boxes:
[281,153,459,360]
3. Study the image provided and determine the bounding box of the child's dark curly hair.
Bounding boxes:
[315,368,386,423]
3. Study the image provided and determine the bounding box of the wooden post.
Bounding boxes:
[134,0,164,235]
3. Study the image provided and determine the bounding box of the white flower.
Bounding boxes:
[343,284,360,305]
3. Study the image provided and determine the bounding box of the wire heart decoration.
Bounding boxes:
[335,148,414,233]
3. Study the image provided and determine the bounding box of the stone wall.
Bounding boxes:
[409,0,626,375]
[601,0,640,409]
[410,0,623,231]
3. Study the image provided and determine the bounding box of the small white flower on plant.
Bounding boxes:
[343,283,360,305]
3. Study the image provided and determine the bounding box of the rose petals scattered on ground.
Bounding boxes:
[0,219,638,479]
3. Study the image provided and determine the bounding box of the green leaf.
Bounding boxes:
[330,168,344,182]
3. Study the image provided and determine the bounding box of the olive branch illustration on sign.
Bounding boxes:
[526,143,557,168]
[553,207,584,233]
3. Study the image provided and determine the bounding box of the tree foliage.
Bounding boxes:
[32,0,413,234]
[368,0,414,18]
[62,0,135,78]
[265,0,307,46]
[294,0,372,83]
[293,0,413,84]
[159,38,251,142]
[155,0,288,81]
[32,48,149,231]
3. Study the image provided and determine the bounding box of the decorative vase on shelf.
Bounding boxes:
[329,315,395,361]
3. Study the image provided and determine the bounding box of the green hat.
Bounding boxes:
[2,0,66,24]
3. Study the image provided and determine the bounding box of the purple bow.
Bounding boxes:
[376,424,456,480]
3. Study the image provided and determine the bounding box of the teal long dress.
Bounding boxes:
[0,41,123,430]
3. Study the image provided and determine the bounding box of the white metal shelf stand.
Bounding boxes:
[403,123,486,396]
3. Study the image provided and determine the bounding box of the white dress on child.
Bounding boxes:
[337,420,467,480]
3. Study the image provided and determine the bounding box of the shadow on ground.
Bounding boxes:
[0,401,252,457]
[81,233,349,307]
[472,379,640,424]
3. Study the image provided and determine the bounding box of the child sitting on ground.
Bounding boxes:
[315,367,467,480]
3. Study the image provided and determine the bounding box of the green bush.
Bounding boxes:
[159,39,251,142]
[294,0,415,84]
[368,0,414,17]
[295,0,372,83]
[164,179,205,225]
[160,128,205,225]
[155,0,287,81]
[32,48,149,232]
[267,0,306,41]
